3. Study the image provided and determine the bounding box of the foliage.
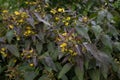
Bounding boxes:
[0,0,120,80]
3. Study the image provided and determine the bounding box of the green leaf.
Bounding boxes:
[24,71,38,80]
[38,75,48,80]
[101,65,108,79]
[6,30,14,43]
[101,35,112,53]
[97,9,107,24]
[113,42,120,51]
[75,66,84,80]
[107,23,118,36]
[83,43,111,64]
[61,75,68,80]
[36,42,43,54]
[91,25,103,39]
[0,66,6,74]
[75,26,90,41]
[72,76,78,80]
[89,69,100,80]
[45,56,57,71]
[107,11,113,22]
[48,42,54,53]
[7,45,19,57]
[58,63,73,79]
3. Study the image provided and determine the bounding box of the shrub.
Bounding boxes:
[0,0,120,80]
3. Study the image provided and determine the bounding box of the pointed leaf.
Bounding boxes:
[6,30,14,43]
[89,69,100,80]
[45,56,57,71]
[34,13,52,26]
[7,45,19,57]
[97,9,107,24]
[101,35,112,51]
[36,42,43,54]
[24,71,38,80]
[58,63,72,79]
[91,25,103,38]
[83,43,111,64]
[75,26,90,41]
[75,66,84,80]
[113,42,120,51]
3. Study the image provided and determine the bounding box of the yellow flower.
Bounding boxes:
[21,12,28,18]
[0,51,7,57]
[72,52,77,56]
[66,17,71,21]
[69,49,73,53]
[27,55,31,58]
[64,22,69,26]
[21,53,24,56]
[26,26,31,30]
[82,16,88,23]
[14,11,20,15]
[58,8,65,12]
[2,10,8,13]
[1,48,6,51]
[13,59,17,63]
[61,47,65,52]
[18,19,24,23]
[60,43,67,48]
[9,25,14,29]
[55,17,59,21]
[25,1,29,4]
[50,9,57,14]
[31,2,37,5]
[29,63,34,67]
[62,33,67,36]
[29,49,33,53]
[61,47,67,52]
[16,36,20,40]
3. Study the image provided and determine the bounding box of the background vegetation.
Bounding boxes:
[0,0,120,80]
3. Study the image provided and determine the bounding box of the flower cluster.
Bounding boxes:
[50,8,71,26]
[0,48,7,57]
[21,48,34,59]
[50,8,65,14]
[57,32,79,56]
[23,26,35,37]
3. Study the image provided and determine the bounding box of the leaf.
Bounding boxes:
[107,11,113,22]
[24,71,38,80]
[61,75,68,80]
[107,23,118,36]
[48,42,54,53]
[89,69,100,80]
[72,76,78,80]
[7,45,19,57]
[0,66,6,74]
[34,13,52,26]
[75,66,84,80]
[36,42,43,54]
[91,25,103,39]
[101,35,112,52]
[45,56,57,71]
[38,75,48,80]
[58,63,73,79]
[97,9,107,24]
[6,30,14,43]
[113,42,120,51]
[83,43,111,65]
[75,26,90,41]
[101,65,108,79]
